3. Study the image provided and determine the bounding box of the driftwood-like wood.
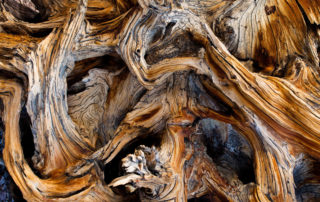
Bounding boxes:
[0,0,320,201]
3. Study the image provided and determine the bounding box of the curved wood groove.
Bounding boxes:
[0,0,319,201]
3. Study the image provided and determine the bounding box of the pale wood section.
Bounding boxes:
[0,0,319,201]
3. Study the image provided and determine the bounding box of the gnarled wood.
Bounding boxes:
[0,0,319,201]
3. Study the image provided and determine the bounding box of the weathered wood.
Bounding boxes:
[0,0,319,201]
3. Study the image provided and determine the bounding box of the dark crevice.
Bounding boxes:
[0,70,24,82]
[194,74,234,117]
[188,193,228,202]
[150,26,164,44]
[163,21,176,38]
[145,32,203,65]
[29,29,53,38]
[19,107,36,173]
[294,155,320,202]
[3,0,49,23]
[67,81,86,96]
[67,55,126,89]
[0,24,53,37]
[199,119,255,185]
[252,60,264,73]
[214,18,236,53]
[30,0,51,22]
[3,0,38,22]
[294,0,319,28]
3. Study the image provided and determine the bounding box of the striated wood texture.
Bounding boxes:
[0,0,320,201]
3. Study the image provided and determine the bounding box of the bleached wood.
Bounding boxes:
[0,0,319,201]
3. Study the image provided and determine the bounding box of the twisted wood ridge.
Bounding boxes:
[0,0,320,201]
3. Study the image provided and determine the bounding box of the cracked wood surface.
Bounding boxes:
[0,0,319,201]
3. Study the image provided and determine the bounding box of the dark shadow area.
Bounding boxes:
[145,31,203,65]
[294,155,320,202]
[199,118,255,184]
[0,24,53,38]
[29,28,53,38]
[67,55,126,91]
[19,106,38,178]
[188,193,228,202]
[3,0,49,23]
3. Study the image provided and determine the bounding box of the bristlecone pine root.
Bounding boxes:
[0,0,319,201]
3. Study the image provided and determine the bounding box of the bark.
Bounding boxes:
[0,0,319,201]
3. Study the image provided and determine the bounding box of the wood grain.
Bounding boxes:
[0,0,319,201]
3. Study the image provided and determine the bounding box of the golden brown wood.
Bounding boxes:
[0,0,319,201]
